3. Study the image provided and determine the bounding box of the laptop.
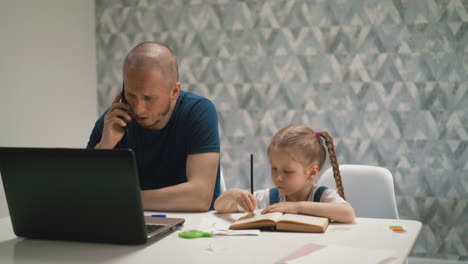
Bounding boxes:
[0,147,185,244]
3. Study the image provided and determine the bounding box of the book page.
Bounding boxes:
[279,214,328,227]
[232,210,283,225]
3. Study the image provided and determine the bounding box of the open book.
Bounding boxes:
[229,210,329,233]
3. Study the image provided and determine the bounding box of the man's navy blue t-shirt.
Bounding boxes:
[87,91,221,208]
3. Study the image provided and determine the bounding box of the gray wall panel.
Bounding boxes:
[95,0,468,260]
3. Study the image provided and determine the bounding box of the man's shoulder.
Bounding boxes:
[94,109,109,126]
[178,90,216,113]
[179,90,211,104]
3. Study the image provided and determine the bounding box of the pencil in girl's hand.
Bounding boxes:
[250,154,254,194]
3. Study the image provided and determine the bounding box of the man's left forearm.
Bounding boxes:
[141,181,214,212]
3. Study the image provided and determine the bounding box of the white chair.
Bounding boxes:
[219,168,227,193]
[317,164,399,219]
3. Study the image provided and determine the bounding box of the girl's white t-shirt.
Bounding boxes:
[238,185,347,211]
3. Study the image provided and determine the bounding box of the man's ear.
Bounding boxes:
[171,82,181,99]
[307,165,319,181]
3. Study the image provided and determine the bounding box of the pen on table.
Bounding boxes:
[151,214,166,218]
[250,154,254,194]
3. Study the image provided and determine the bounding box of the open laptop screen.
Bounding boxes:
[0,148,149,244]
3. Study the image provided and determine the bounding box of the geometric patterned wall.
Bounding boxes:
[95,0,468,260]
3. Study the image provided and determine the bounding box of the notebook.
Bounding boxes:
[0,147,185,244]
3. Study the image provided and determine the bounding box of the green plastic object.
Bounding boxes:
[178,230,213,239]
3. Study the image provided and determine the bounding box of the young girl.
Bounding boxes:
[214,124,355,223]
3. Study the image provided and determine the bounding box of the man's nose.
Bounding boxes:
[132,99,144,114]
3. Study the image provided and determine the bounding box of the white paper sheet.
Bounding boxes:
[198,214,260,236]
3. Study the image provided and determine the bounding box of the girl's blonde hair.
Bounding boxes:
[268,124,345,199]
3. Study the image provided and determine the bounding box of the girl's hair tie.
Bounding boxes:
[315,131,321,138]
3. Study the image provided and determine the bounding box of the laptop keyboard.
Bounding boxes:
[146,224,165,234]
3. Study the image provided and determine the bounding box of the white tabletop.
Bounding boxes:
[0,212,421,264]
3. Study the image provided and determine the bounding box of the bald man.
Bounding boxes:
[87,42,220,211]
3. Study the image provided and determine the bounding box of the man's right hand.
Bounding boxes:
[95,92,132,149]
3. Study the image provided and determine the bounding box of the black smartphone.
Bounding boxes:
[119,83,131,134]
[121,82,128,104]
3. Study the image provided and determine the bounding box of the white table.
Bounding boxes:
[0,212,421,264]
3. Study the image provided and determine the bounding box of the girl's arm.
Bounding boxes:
[262,201,355,223]
[297,202,355,223]
[214,188,256,213]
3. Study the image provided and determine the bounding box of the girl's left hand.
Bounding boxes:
[261,202,300,214]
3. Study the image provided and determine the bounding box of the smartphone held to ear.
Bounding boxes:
[121,83,128,104]
[119,83,132,129]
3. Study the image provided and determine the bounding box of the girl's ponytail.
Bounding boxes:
[317,131,346,200]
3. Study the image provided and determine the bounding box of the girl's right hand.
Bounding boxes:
[231,188,257,212]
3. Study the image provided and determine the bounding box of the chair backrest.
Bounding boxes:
[219,168,227,193]
[317,164,399,219]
